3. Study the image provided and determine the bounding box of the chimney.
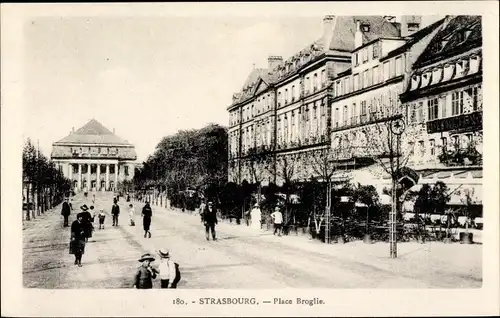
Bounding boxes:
[354,20,363,49]
[322,15,335,51]
[268,56,283,71]
[401,15,422,37]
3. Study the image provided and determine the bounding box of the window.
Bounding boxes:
[407,23,420,33]
[313,73,318,91]
[466,134,473,147]
[285,89,289,104]
[373,42,379,59]
[351,103,357,125]
[335,108,339,127]
[363,48,368,62]
[467,85,481,111]
[353,74,359,91]
[343,105,348,126]
[355,53,359,66]
[251,105,254,118]
[372,66,379,85]
[305,77,310,93]
[427,98,439,120]
[452,135,460,148]
[336,81,341,96]
[98,147,101,154]
[418,140,425,156]
[418,102,424,123]
[124,166,129,176]
[390,59,396,78]
[452,91,464,115]
[367,68,372,87]
[429,139,435,156]
[291,86,295,102]
[344,77,350,94]
[383,61,390,81]
[321,70,326,86]
[363,70,369,88]
[410,103,417,123]
[360,101,367,123]
[395,56,403,76]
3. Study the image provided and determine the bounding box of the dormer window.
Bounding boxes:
[410,75,420,91]
[361,23,370,32]
[469,54,480,74]
[407,23,420,33]
[421,72,431,88]
[443,63,455,81]
[457,28,472,43]
[431,67,442,85]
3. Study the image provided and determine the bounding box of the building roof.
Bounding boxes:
[329,16,401,52]
[54,119,132,146]
[413,15,481,68]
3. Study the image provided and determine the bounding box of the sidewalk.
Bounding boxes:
[149,202,482,288]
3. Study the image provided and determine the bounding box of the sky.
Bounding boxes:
[23,14,443,162]
[23,16,324,161]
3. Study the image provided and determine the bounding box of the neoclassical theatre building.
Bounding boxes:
[51,119,137,192]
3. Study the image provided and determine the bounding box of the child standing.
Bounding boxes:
[133,253,158,289]
[157,249,181,288]
[129,204,136,226]
[98,209,106,229]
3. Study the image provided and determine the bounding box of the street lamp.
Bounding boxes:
[389,117,405,259]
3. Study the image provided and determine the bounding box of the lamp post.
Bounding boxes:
[389,117,405,259]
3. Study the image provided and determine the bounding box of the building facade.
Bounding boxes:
[51,119,137,192]
[400,15,483,206]
[228,16,409,185]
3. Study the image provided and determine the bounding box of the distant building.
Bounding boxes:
[51,119,137,192]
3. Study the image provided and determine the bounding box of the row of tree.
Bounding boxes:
[22,138,72,220]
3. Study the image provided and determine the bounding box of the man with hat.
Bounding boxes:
[79,205,93,242]
[111,198,120,226]
[61,197,71,227]
[133,253,158,289]
[69,212,86,267]
[157,249,181,289]
[202,201,218,241]
[270,206,283,236]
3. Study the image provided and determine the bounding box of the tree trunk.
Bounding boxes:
[26,183,31,221]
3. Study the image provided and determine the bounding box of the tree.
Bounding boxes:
[351,184,380,241]
[274,154,297,225]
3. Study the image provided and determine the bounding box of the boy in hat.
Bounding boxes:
[158,249,181,289]
[98,209,106,229]
[133,253,158,289]
[270,206,283,236]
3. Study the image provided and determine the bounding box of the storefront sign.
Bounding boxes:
[426,111,482,134]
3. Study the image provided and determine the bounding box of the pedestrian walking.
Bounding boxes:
[129,204,136,226]
[61,197,71,227]
[133,253,158,289]
[250,203,262,231]
[203,201,218,241]
[157,249,181,289]
[111,199,120,226]
[141,201,153,238]
[270,206,283,236]
[78,205,93,242]
[69,212,86,267]
[98,209,106,229]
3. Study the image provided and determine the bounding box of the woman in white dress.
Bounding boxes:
[250,203,262,230]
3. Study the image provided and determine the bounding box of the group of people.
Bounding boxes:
[133,249,181,289]
[64,195,157,268]
[248,203,284,236]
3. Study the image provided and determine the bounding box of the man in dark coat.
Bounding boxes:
[70,212,86,267]
[61,197,71,227]
[141,201,153,238]
[111,199,120,226]
[203,201,218,241]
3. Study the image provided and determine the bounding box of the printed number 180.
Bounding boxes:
[173,298,185,305]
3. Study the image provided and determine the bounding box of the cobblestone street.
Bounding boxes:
[23,193,482,289]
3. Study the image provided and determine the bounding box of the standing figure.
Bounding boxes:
[203,201,218,241]
[250,203,262,231]
[98,209,106,229]
[133,253,158,289]
[129,204,136,226]
[111,199,120,226]
[61,197,71,227]
[69,212,86,267]
[141,201,153,238]
[271,206,283,236]
[80,205,93,242]
[199,200,207,223]
[158,249,181,289]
